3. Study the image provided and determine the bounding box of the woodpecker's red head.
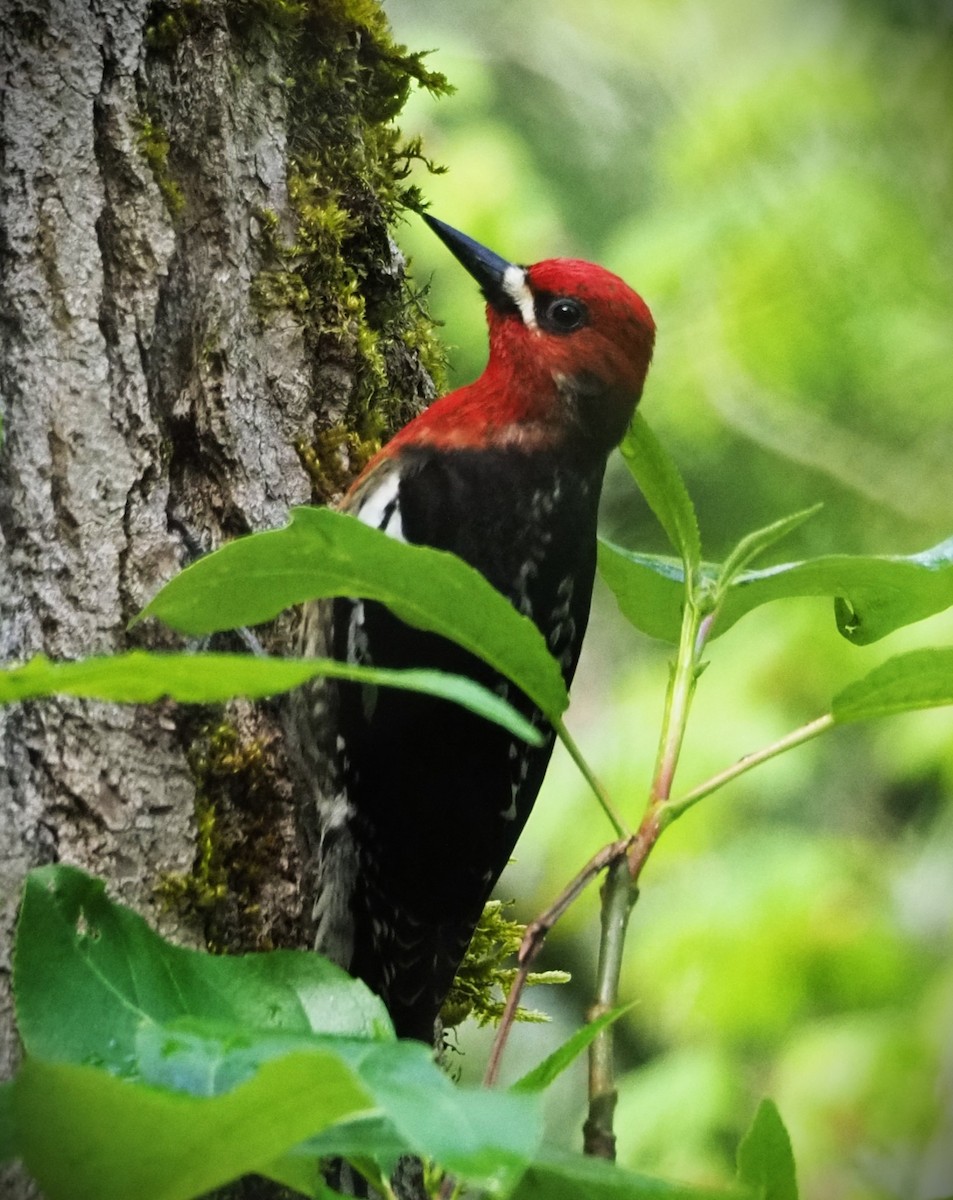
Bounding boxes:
[386,215,655,459]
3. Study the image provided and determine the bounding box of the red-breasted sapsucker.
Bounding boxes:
[290,216,655,1043]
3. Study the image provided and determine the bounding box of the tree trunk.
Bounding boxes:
[0,1,440,1192]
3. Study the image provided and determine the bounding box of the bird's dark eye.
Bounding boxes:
[539,296,587,334]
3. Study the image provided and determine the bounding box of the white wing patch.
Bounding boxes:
[352,466,405,540]
[342,464,405,723]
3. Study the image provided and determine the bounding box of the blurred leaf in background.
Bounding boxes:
[387,2,953,1198]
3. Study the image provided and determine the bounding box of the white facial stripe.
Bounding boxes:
[502,264,537,330]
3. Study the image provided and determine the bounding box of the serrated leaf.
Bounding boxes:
[138,506,568,718]
[736,1099,798,1200]
[716,506,822,593]
[510,1003,634,1094]
[599,535,953,646]
[619,413,701,571]
[832,647,953,722]
[0,651,543,745]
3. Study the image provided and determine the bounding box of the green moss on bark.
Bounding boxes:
[237,0,452,494]
[142,0,455,960]
[133,113,186,217]
[157,722,293,952]
[140,0,450,497]
[145,0,204,49]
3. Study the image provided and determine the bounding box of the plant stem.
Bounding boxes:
[584,588,711,1158]
[436,1173,460,1200]
[665,713,834,821]
[579,645,834,1154]
[582,856,637,1159]
[483,837,633,1088]
[649,594,706,803]
[555,716,630,836]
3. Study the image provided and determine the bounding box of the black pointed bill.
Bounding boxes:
[422,214,524,316]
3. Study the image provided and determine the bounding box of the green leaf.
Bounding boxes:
[130,1019,541,1192]
[138,506,569,718]
[597,544,689,644]
[510,1003,635,1094]
[0,651,543,745]
[619,413,701,571]
[0,1081,14,1163]
[13,1053,371,1200]
[736,1099,798,1200]
[10,866,543,1196]
[510,1147,743,1199]
[259,1152,332,1199]
[832,647,953,722]
[17,1023,540,1197]
[599,535,953,646]
[716,506,822,593]
[353,1040,540,1191]
[132,1019,339,1097]
[13,864,393,1070]
[296,1112,408,1162]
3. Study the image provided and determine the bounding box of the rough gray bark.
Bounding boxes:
[0,1,435,1193]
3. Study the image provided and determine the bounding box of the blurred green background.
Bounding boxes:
[385,2,953,1197]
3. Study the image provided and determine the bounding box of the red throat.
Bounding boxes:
[380,348,566,456]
